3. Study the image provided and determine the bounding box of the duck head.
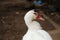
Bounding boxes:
[24,9,45,27]
[24,9,45,23]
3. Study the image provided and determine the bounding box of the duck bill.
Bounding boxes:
[36,14,45,21]
[39,17,45,21]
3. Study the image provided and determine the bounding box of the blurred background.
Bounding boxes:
[0,0,60,40]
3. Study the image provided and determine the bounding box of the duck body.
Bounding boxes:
[23,30,52,40]
[23,10,52,40]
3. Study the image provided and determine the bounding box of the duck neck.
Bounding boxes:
[24,17,42,31]
[24,16,33,27]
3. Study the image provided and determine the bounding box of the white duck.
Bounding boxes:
[22,9,52,40]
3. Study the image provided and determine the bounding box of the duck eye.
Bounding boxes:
[34,13,38,15]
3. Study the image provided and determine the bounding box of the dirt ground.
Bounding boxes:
[0,10,60,40]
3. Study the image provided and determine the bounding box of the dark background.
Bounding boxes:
[0,0,60,40]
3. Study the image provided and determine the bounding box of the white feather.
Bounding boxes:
[23,10,52,40]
